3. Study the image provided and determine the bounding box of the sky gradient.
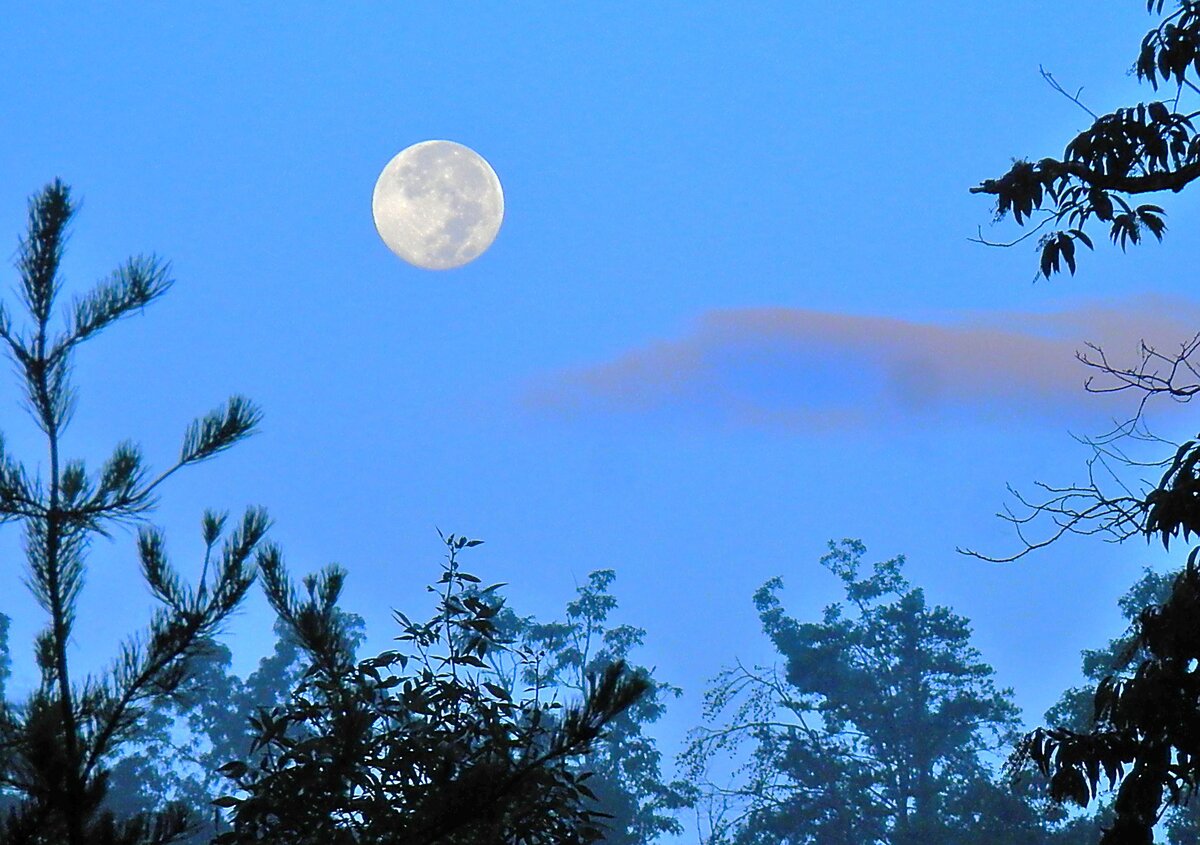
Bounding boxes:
[2,4,1199,840]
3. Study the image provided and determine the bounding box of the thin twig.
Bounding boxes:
[1040,65,1099,120]
[968,215,1054,248]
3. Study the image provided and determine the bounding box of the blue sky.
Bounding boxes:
[2,2,1198,835]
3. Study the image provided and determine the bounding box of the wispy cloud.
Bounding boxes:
[523,296,1200,430]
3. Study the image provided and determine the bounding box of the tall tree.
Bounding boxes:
[0,181,263,845]
[215,534,652,845]
[682,540,1063,845]
[498,570,693,844]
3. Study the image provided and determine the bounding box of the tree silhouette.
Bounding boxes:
[681,540,1062,845]
[115,565,680,843]
[1038,565,1200,842]
[972,5,1200,840]
[1005,546,1200,844]
[96,612,364,844]
[214,534,652,845]
[495,569,693,844]
[0,182,264,845]
[972,2,1200,280]
[962,2,1200,566]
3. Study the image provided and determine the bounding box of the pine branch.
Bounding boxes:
[0,434,39,520]
[258,548,356,680]
[138,528,186,612]
[0,181,265,845]
[179,397,262,466]
[82,510,263,782]
[15,180,72,329]
[70,442,155,530]
[49,255,173,363]
[0,302,32,368]
[20,351,76,435]
[22,519,88,639]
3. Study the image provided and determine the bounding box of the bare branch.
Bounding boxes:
[1078,336,1200,422]
[968,217,1054,248]
[963,331,1200,562]
[959,420,1158,562]
[1040,65,1100,121]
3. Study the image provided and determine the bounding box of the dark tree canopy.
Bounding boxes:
[496,569,693,844]
[1039,566,1200,843]
[1008,549,1200,844]
[214,535,652,845]
[92,568,689,845]
[96,567,688,845]
[95,613,363,844]
[683,540,1061,845]
[973,2,1200,279]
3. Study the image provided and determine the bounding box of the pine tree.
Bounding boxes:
[0,181,264,845]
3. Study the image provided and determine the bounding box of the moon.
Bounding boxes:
[371,140,504,270]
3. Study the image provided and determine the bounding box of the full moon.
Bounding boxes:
[371,140,504,270]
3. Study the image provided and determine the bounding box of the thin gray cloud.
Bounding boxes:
[523,295,1200,430]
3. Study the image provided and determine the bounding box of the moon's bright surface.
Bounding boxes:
[371,140,504,271]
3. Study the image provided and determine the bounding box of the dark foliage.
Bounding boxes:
[1009,547,1200,844]
[1040,566,1200,842]
[973,6,1200,840]
[973,2,1200,278]
[94,568,680,844]
[683,540,1063,845]
[0,182,263,845]
[214,534,651,845]
[495,570,694,844]
[94,613,363,844]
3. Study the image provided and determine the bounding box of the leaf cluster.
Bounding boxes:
[1144,438,1200,548]
[971,3,1200,277]
[214,534,651,845]
[1010,545,1200,844]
